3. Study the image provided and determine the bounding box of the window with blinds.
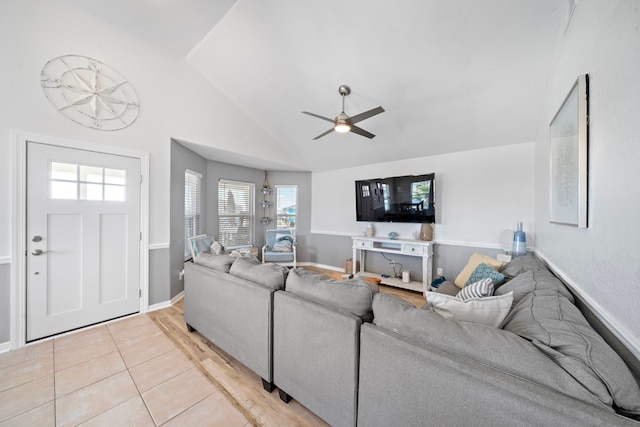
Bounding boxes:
[218,179,254,247]
[184,170,202,260]
[275,185,297,230]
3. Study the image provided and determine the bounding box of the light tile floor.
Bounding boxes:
[0,315,250,426]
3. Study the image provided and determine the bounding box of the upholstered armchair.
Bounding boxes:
[262,229,296,268]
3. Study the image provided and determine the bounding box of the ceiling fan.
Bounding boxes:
[302,85,384,140]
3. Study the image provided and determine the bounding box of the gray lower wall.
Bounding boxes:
[310,233,505,284]
[0,263,10,343]
[149,247,171,306]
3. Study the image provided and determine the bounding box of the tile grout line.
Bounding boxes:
[52,339,57,426]
[105,321,159,427]
[147,312,260,427]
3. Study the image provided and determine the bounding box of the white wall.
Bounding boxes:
[312,142,535,248]
[533,0,640,355]
[0,0,283,257]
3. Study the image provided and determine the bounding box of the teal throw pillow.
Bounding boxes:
[465,263,505,286]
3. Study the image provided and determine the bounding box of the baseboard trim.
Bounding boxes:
[149,243,169,250]
[0,341,11,353]
[148,291,184,312]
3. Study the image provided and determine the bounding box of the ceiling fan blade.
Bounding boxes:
[302,111,335,123]
[349,106,385,125]
[349,125,375,139]
[313,128,335,140]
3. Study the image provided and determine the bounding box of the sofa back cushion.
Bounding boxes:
[370,293,613,409]
[494,269,574,305]
[193,252,236,273]
[285,268,378,320]
[502,291,640,416]
[229,257,288,290]
[499,253,548,278]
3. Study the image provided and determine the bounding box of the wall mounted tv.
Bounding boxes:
[355,173,435,223]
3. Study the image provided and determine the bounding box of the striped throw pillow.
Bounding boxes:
[458,278,495,301]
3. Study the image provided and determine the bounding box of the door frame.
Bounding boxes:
[11,131,150,349]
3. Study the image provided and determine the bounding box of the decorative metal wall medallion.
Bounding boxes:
[41,55,139,130]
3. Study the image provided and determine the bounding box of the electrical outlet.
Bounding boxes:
[436,267,443,276]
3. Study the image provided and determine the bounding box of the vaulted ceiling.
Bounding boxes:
[70,0,569,171]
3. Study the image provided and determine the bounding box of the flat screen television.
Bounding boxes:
[355,173,435,223]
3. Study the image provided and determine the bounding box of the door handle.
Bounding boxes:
[31,249,47,256]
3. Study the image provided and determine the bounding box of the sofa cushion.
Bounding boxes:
[494,269,574,305]
[502,291,640,415]
[229,256,288,290]
[500,253,547,278]
[465,263,505,286]
[285,268,378,320]
[424,291,513,328]
[433,281,460,296]
[454,253,505,288]
[371,293,615,410]
[193,252,236,273]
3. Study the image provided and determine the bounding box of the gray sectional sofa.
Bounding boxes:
[273,268,378,427]
[184,252,640,426]
[359,255,640,426]
[184,254,288,391]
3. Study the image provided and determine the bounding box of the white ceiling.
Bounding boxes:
[72,0,569,172]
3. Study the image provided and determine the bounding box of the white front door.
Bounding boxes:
[26,142,141,341]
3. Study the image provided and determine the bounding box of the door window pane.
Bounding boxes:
[51,181,77,199]
[80,183,103,200]
[51,162,77,181]
[80,165,103,183]
[105,168,126,185]
[50,162,127,201]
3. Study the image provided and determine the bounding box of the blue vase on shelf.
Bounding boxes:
[512,222,526,258]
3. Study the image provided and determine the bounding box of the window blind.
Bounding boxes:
[184,170,202,259]
[218,179,254,247]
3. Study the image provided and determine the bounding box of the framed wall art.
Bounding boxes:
[549,74,589,228]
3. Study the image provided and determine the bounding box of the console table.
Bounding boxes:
[352,236,433,293]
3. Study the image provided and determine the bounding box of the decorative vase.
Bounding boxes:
[512,222,526,258]
[419,223,433,241]
[366,222,375,237]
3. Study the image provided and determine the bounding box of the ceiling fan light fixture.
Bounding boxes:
[335,124,351,133]
[335,113,351,133]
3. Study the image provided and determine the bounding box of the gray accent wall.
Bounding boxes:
[170,140,208,300]
[0,263,10,343]
[309,233,503,284]
[205,161,312,259]
[149,248,171,306]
